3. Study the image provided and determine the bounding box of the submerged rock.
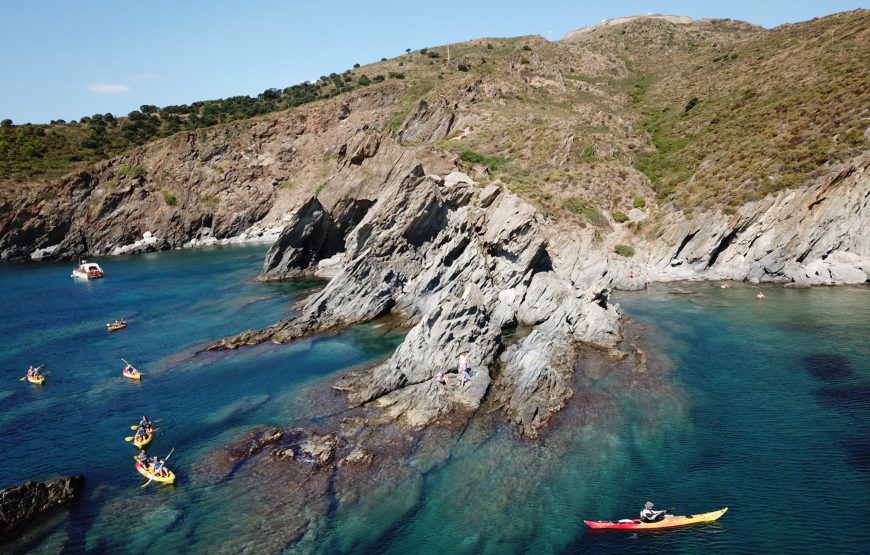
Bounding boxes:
[0,475,84,536]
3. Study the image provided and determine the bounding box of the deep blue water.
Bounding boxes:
[1,248,868,554]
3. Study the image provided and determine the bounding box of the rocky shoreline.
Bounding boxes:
[0,476,84,537]
[188,319,669,551]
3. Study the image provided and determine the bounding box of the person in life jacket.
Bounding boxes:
[640,501,669,522]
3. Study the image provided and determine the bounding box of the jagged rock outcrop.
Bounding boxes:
[0,475,84,536]
[635,154,870,286]
[217,168,620,437]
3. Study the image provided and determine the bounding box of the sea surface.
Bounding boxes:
[1,248,868,554]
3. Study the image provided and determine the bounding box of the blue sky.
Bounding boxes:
[1,1,863,124]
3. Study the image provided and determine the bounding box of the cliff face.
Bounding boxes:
[0,89,452,261]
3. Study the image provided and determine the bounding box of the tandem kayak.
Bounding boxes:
[122,369,141,380]
[135,461,175,484]
[27,375,45,385]
[107,322,127,332]
[584,508,728,530]
[133,432,153,449]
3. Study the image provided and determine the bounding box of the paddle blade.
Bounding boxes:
[125,436,134,442]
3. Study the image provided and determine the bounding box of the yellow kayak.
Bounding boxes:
[122,369,141,380]
[584,508,728,530]
[135,461,175,484]
[27,375,45,385]
[133,432,153,449]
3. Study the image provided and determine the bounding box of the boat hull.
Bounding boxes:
[584,508,728,530]
[27,375,45,385]
[135,461,175,484]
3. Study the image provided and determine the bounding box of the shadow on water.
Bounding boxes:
[801,353,854,382]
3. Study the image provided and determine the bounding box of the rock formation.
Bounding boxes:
[0,475,84,536]
[215,167,621,438]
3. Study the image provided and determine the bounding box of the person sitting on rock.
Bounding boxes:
[640,501,669,523]
[458,352,468,376]
[435,372,451,386]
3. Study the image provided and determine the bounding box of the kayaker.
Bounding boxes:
[139,415,152,431]
[152,457,169,477]
[640,501,670,523]
[136,450,150,464]
[135,426,148,441]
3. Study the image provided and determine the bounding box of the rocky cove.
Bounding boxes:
[1,17,868,544]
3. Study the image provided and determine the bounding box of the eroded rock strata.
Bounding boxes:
[214,167,621,438]
[0,476,84,536]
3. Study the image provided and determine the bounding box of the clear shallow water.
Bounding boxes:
[2,248,868,554]
[0,246,404,553]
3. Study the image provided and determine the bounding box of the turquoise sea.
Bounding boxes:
[1,247,868,554]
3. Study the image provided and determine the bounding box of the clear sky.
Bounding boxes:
[1,0,863,124]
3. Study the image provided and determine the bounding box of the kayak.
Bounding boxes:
[107,322,127,332]
[135,461,175,484]
[122,369,141,380]
[133,432,153,449]
[584,508,728,530]
[27,375,45,385]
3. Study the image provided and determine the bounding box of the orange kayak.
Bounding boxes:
[584,508,728,530]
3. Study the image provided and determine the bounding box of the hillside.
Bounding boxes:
[0,9,867,261]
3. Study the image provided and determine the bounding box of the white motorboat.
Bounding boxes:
[71,260,104,279]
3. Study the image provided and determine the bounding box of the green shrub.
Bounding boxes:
[459,149,506,171]
[614,244,635,257]
[633,196,646,208]
[612,210,628,223]
[372,75,385,83]
[522,45,532,51]
[457,63,469,72]
[561,197,608,226]
[520,57,530,65]
[163,192,178,206]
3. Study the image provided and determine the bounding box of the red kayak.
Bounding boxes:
[584,508,727,530]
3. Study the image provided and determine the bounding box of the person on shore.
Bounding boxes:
[640,501,670,523]
[435,372,452,386]
[458,352,468,374]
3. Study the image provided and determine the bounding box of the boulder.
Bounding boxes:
[0,475,84,536]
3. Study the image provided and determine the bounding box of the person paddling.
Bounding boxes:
[139,415,152,432]
[640,501,670,523]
